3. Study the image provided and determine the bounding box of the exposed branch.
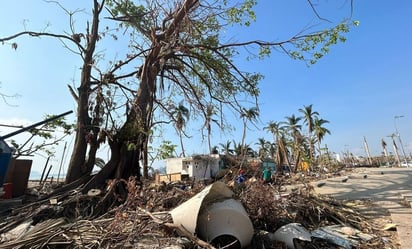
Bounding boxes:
[67,84,79,102]
[0,31,86,53]
[0,92,20,107]
[307,0,332,23]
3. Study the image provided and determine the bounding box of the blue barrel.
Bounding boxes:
[0,152,12,186]
[0,139,12,187]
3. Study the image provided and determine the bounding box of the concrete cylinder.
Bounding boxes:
[197,198,254,248]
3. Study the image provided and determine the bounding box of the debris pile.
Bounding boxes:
[0,175,399,249]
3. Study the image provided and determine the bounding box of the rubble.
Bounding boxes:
[0,171,400,249]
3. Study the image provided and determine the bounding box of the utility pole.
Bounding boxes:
[388,134,401,167]
[57,141,67,183]
[363,136,373,166]
[324,144,331,166]
[394,115,408,167]
[381,138,389,166]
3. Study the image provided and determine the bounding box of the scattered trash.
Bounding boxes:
[381,236,389,243]
[0,167,400,249]
[236,171,246,184]
[312,224,375,248]
[274,193,290,201]
[382,223,397,231]
[269,223,377,249]
[272,223,312,249]
[87,188,101,196]
[312,226,352,249]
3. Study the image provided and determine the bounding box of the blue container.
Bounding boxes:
[0,140,12,187]
[0,153,11,186]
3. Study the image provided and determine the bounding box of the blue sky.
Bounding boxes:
[1,1,411,175]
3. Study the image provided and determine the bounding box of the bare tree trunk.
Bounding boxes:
[82,139,121,192]
[142,139,149,178]
[76,0,200,186]
[179,129,186,157]
[208,130,212,155]
[317,141,322,160]
[66,0,101,183]
[274,138,284,171]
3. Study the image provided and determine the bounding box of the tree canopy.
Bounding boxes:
[0,0,355,187]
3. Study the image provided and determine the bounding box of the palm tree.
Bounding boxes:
[203,104,217,154]
[219,140,233,156]
[211,145,219,154]
[247,146,257,157]
[239,107,259,168]
[171,101,190,157]
[264,121,291,169]
[284,114,303,171]
[233,140,255,157]
[240,108,259,151]
[313,117,331,159]
[255,137,269,159]
[299,104,319,161]
[233,140,243,156]
[381,138,389,166]
[268,142,277,160]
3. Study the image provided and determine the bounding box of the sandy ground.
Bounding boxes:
[313,167,412,249]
